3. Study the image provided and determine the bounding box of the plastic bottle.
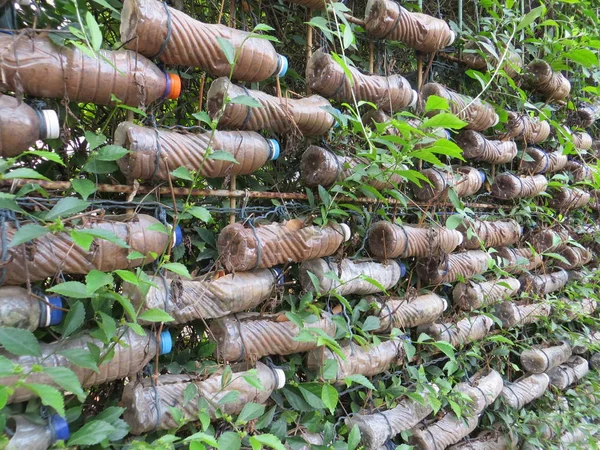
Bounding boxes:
[0,34,180,107]
[124,269,282,324]
[565,297,598,320]
[564,160,594,182]
[0,94,60,157]
[461,36,522,78]
[364,0,455,53]
[307,50,417,112]
[344,387,437,450]
[524,60,571,102]
[497,247,543,274]
[519,148,568,174]
[491,173,548,199]
[0,286,64,331]
[5,414,70,450]
[455,130,517,164]
[457,219,522,250]
[368,221,463,259]
[549,187,590,211]
[412,166,485,202]
[569,130,593,150]
[500,373,550,410]
[371,292,448,331]
[362,110,450,144]
[209,313,336,362]
[115,122,280,182]
[519,269,569,295]
[547,355,589,390]
[572,101,600,128]
[503,112,551,144]
[452,277,521,310]
[307,338,404,381]
[520,342,572,373]
[448,431,518,450]
[495,301,551,328]
[217,220,349,272]
[1,327,172,404]
[529,228,571,253]
[207,77,335,136]
[421,83,499,131]
[420,314,494,347]
[416,250,492,285]
[300,145,405,189]
[122,361,285,434]
[590,353,600,370]
[299,258,405,295]
[1,214,175,285]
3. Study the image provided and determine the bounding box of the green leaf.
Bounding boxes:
[96,145,129,161]
[48,281,89,299]
[68,420,115,446]
[85,131,106,150]
[45,197,89,220]
[114,269,139,284]
[8,224,49,247]
[249,434,285,450]
[62,301,86,338]
[218,431,242,450]
[183,383,197,406]
[59,348,99,372]
[347,425,361,450]
[85,11,102,51]
[516,5,545,31]
[230,95,262,108]
[71,178,97,200]
[83,158,118,174]
[86,270,113,294]
[565,49,598,68]
[138,308,175,323]
[321,384,338,414]
[433,340,456,359]
[361,316,381,332]
[330,52,354,87]
[344,374,375,390]
[192,111,212,126]
[73,229,128,249]
[421,113,467,130]
[171,166,194,181]
[70,230,95,252]
[22,150,65,166]
[425,95,450,112]
[162,262,192,279]
[43,366,86,401]
[0,327,41,356]
[0,387,8,410]
[24,383,65,417]
[218,390,240,405]
[323,358,339,380]
[236,402,265,425]
[189,206,212,223]
[217,37,235,66]
[3,168,50,181]
[208,150,239,164]
[446,214,464,230]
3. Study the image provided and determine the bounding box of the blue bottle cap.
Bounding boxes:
[478,170,486,185]
[46,295,64,326]
[159,330,172,355]
[268,139,280,161]
[270,267,284,285]
[50,414,70,442]
[173,225,183,247]
[277,54,288,78]
[395,260,407,277]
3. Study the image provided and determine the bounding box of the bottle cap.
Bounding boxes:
[163,72,182,100]
[441,297,448,311]
[447,30,457,46]
[273,368,286,389]
[492,113,500,127]
[41,110,60,140]
[159,330,173,355]
[173,225,183,247]
[339,223,351,242]
[276,54,289,78]
[408,89,419,108]
[270,267,284,285]
[395,260,407,277]
[267,139,281,161]
[50,414,70,442]
[478,170,486,185]
[46,295,64,326]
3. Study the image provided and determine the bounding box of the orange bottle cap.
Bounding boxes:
[165,72,181,100]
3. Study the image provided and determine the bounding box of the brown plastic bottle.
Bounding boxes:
[120,0,287,82]
[565,160,594,182]
[452,277,521,310]
[455,130,517,164]
[0,34,180,107]
[0,286,63,331]
[307,50,417,112]
[520,269,569,294]
[372,292,448,331]
[500,373,550,410]
[462,36,522,78]
[495,301,551,328]
[416,250,492,284]
[207,77,335,136]
[520,341,572,374]
[364,0,455,53]
[568,129,593,150]
[420,314,494,347]
[449,432,518,450]
[0,94,60,157]
[458,219,522,250]
[571,101,600,128]
[115,121,279,181]
[547,355,589,390]
[491,173,548,199]
[421,83,499,131]
[555,246,593,270]
[529,228,571,253]
[5,414,70,450]
[503,112,551,144]
[524,60,571,102]
[412,166,485,202]
[1,214,171,285]
[217,220,350,272]
[497,247,542,274]
[519,148,568,174]
[548,187,590,211]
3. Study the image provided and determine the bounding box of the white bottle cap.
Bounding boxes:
[409,89,419,109]
[492,113,500,127]
[455,232,464,246]
[540,373,551,384]
[273,368,286,389]
[340,223,351,242]
[41,110,60,139]
[441,297,449,311]
[447,30,457,46]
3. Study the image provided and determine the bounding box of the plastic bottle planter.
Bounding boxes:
[412,167,485,202]
[420,315,494,347]
[0,94,60,157]
[500,373,550,410]
[5,414,70,450]
[307,338,404,381]
[547,356,590,390]
[452,278,521,310]
[416,250,492,285]
[524,60,571,102]
[529,228,571,253]
[344,388,437,450]
[207,77,335,136]
[307,50,417,112]
[569,130,593,150]
[495,301,551,328]
[120,0,287,82]
[572,102,600,128]
[209,313,336,362]
[497,247,543,274]
[457,219,522,250]
[455,130,517,164]
[564,160,594,182]
[299,258,405,296]
[371,293,448,331]
[0,34,180,107]
[0,287,64,330]
[0,214,173,285]
[591,353,600,370]
[421,83,499,131]
[564,297,598,320]
[503,112,551,144]
[591,190,600,211]
[519,270,569,295]
[300,145,405,189]
[122,361,285,434]
[0,327,171,404]
[448,431,518,450]
[519,148,568,175]
[520,342,572,374]
[115,122,279,182]
[124,269,282,324]
[554,246,593,270]
[364,0,455,53]
[491,173,548,200]
[368,221,463,259]
[216,220,350,272]
[461,36,522,78]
